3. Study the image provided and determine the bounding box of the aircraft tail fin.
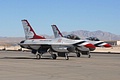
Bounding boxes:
[51,25,63,38]
[21,19,45,39]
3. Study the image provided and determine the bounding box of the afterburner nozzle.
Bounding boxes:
[103,44,111,47]
[84,44,96,48]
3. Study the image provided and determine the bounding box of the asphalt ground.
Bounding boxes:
[0,51,120,80]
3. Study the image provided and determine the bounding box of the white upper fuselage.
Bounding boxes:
[21,37,86,45]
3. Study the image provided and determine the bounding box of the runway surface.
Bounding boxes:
[0,51,120,80]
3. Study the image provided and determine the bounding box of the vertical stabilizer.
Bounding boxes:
[21,19,45,39]
[51,25,63,38]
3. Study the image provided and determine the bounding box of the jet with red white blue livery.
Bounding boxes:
[51,25,111,57]
[19,20,95,60]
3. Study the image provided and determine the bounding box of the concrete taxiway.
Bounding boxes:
[0,51,120,80]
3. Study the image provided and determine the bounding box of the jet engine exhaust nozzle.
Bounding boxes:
[85,44,96,49]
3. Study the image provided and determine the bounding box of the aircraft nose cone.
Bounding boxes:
[85,44,96,48]
[104,44,111,47]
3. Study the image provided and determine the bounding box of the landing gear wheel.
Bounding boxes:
[76,52,81,57]
[36,54,41,59]
[51,54,57,59]
[88,55,91,58]
[65,56,69,60]
[65,53,69,60]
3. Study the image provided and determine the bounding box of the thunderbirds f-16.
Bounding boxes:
[19,19,95,60]
[51,25,111,57]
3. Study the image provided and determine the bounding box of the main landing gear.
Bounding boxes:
[65,53,69,60]
[57,52,69,60]
[35,48,57,60]
[51,54,57,59]
[48,49,57,60]
[80,51,91,58]
[35,53,57,60]
[76,52,81,57]
[36,53,42,59]
[35,48,69,60]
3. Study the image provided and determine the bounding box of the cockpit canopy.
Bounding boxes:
[86,37,100,41]
[64,34,81,40]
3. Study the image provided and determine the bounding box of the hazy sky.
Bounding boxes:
[0,0,120,37]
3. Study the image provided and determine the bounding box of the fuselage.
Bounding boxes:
[19,37,94,53]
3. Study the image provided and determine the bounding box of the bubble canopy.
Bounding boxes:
[64,34,81,40]
[63,34,100,41]
[86,37,100,41]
